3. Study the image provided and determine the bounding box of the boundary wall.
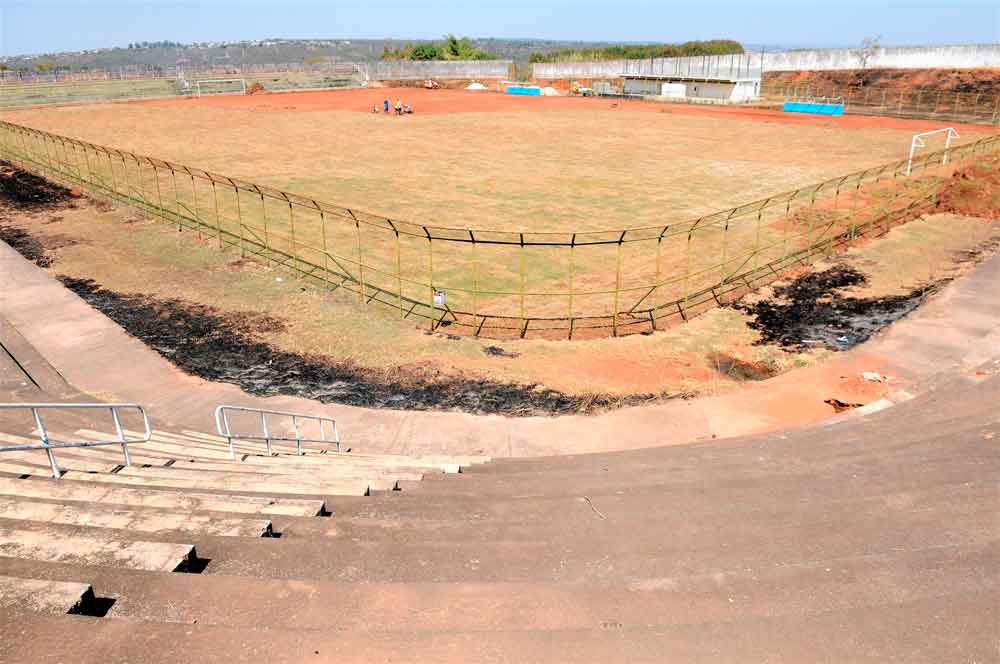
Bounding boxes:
[533,44,1000,80]
[370,60,513,81]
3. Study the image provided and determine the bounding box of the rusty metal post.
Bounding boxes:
[151,162,163,212]
[107,151,117,197]
[612,232,624,337]
[234,182,245,257]
[518,233,526,328]
[752,207,763,273]
[568,235,576,339]
[719,213,733,288]
[288,200,297,275]
[189,171,201,238]
[470,231,478,320]
[319,209,329,281]
[212,181,223,247]
[259,191,269,250]
[355,220,365,303]
[652,233,663,330]
[427,232,435,331]
[395,227,403,316]
[170,168,181,230]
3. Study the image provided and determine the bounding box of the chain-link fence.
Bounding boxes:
[763,83,1000,125]
[0,67,368,109]
[2,120,996,340]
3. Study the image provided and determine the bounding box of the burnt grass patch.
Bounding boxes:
[735,265,942,352]
[0,224,52,267]
[58,277,667,416]
[0,162,73,209]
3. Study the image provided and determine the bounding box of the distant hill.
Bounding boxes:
[0,37,752,73]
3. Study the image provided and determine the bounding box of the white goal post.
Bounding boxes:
[195,78,248,98]
[907,127,959,176]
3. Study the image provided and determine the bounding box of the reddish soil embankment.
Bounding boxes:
[936,154,1000,219]
[764,68,1000,96]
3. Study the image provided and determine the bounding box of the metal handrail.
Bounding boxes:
[214,405,340,459]
[0,403,151,478]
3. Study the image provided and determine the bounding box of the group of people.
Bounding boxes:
[372,98,412,115]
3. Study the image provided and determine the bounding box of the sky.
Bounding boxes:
[1,0,997,57]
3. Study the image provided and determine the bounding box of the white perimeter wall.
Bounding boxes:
[764,43,1000,71]
[533,44,1000,79]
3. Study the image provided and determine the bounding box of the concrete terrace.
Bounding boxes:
[0,218,998,661]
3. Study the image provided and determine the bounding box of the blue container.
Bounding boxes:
[782,101,844,116]
[506,86,541,97]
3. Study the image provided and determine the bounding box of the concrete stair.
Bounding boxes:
[0,575,95,615]
[0,497,273,537]
[0,527,197,572]
[0,374,995,661]
[0,476,327,516]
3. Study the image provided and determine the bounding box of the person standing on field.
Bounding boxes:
[383,98,389,114]
[395,98,403,115]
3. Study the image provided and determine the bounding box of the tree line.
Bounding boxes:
[528,40,744,63]
[380,35,498,61]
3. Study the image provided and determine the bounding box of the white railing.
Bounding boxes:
[214,405,340,459]
[0,403,151,478]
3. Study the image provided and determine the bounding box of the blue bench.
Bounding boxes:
[506,86,541,97]
[782,101,844,116]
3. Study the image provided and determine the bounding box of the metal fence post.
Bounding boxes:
[234,182,245,257]
[427,231,435,331]
[613,232,624,337]
[394,225,403,315]
[292,415,302,455]
[110,406,132,467]
[568,235,576,340]
[31,407,61,479]
[261,410,272,456]
[212,180,223,248]
[519,233,526,332]
[355,220,365,303]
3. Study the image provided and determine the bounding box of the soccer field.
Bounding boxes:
[6,88,993,337]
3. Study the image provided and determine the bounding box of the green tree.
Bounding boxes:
[411,43,441,60]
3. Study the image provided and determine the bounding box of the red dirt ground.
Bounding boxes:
[140,87,999,134]
[764,68,1000,96]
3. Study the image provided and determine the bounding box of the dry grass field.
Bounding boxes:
[7,88,988,231]
[7,89,993,338]
[2,88,997,402]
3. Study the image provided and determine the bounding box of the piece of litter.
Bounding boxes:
[275,277,284,283]
[824,398,863,413]
[861,372,887,383]
[802,339,822,345]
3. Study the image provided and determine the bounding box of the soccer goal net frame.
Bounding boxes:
[195,78,248,98]
[906,127,960,176]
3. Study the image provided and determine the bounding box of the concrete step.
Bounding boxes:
[46,443,428,483]
[191,486,993,584]
[0,527,196,572]
[0,476,326,517]
[0,497,273,537]
[113,465,395,493]
[0,590,992,663]
[0,574,94,615]
[176,429,491,467]
[0,540,990,634]
[0,450,120,474]
[1,458,384,496]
